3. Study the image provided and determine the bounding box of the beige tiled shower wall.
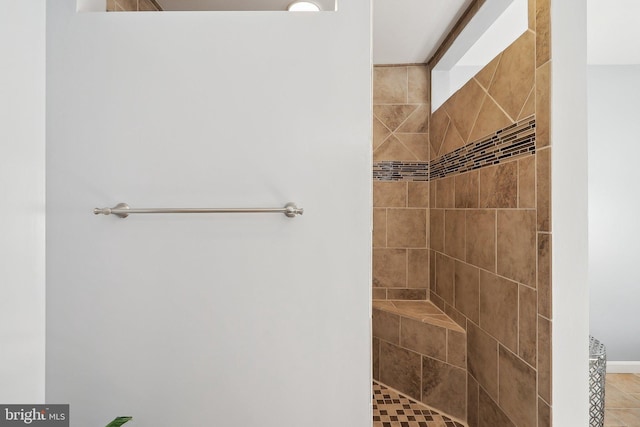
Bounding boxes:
[373,65,430,301]
[429,0,552,425]
[106,0,161,11]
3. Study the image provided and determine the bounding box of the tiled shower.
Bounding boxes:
[100,0,553,424]
[372,1,552,425]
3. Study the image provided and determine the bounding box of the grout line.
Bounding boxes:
[436,117,451,160]
[495,209,498,273]
[385,208,388,248]
[516,86,536,121]
[517,158,521,208]
[406,67,409,105]
[517,284,521,356]
[538,313,552,322]
[465,91,488,145]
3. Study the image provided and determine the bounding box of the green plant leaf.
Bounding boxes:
[105,416,132,427]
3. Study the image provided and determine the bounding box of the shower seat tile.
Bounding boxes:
[375,300,464,333]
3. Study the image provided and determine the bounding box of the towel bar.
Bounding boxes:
[93,202,304,219]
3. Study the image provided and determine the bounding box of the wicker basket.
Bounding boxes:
[589,336,607,427]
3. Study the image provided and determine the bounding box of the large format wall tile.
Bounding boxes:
[408,66,430,103]
[465,210,496,272]
[537,147,551,231]
[518,155,536,208]
[430,108,450,155]
[408,181,429,207]
[536,0,551,67]
[373,117,391,150]
[468,323,499,400]
[436,177,455,208]
[374,67,408,104]
[373,208,386,248]
[479,271,518,353]
[388,209,427,248]
[387,289,428,301]
[444,79,486,142]
[440,123,467,155]
[373,309,400,344]
[499,346,537,427]
[474,54,501,90]
[468,374,480,427]
[398,105,430,133]
[454,261,480,324]
[445,210,466,260]
[479,162,518,209]
[374,181,407,208]
[469,95,513,142]
[397,133,430,160]
[374,135,419,162]
[479,388,515,427]
[401,317,447,361]
[519,88,536,120]
[487,31,535,121]
[373,338,380,379]
[538,233,552,319]
[497,210,537,287]
[373,249,407,288]
[374,105,418,131]
[435,253,455,306]
[455,171,479,208]
[379,341,422,398]
[422,356,467,421]
[538,316,552,404]
[408,249,429,288]
[448,330,467,369]
[519,284,537,366]
[538,398,551,427]
[430,209,445,253]
[536,62,551,148]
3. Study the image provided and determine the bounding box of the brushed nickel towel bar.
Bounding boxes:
[93,202,304,219]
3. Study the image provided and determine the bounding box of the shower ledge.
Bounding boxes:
[373,299,464,333]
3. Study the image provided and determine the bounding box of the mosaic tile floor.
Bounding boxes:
[373,381,466,427]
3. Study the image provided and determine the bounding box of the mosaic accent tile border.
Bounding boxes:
[430,116,536,180]
[373,381,466,427]
[373,162,429,182]
[372,116,535,182]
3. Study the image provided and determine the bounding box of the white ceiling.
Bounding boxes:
[155,0,471,65]
[588,0,640,64]
[149,0,640,65]
[157,0,336,11]
[373,0,473,64]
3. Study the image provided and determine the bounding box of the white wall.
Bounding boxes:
[0,0,46,403]
[46,2,371,426]
[588,65,640,362]
[551,0,590,425]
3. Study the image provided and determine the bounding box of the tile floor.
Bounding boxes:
[373,381,466,427]
[372,372,640,426]
[605,373,640,426]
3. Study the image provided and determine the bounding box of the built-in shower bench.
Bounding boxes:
[373,299,467,423]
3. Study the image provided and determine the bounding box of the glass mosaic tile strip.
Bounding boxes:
[430,116,536,180]
[372,116,536,182]
[373,161,430,182]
